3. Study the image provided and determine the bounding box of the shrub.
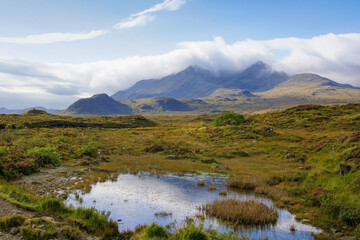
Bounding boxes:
[355,224,360,240]
[73,207,109,230]
[0,215,26,232]
[183,226,207,240]
[81,143,98,158]
[0,146,9,157]
[60,226,81,240]
[144,223,168,239]
[213,111,244,126]
[28,147,61,167]
[339,206,360,226]
[288,172,307,182]
[40,198,69,214]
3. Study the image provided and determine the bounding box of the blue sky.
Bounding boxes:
[0,0,360,108]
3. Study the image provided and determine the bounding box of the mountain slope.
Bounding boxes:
[222,61,288,92]
[112,62,288,100]
[112,66,219,100]
[60,94,132,115]
[259,73,360,106]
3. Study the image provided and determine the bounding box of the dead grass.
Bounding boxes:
[218,190,227,196]
[204,199,278,225]
[197,181,205,187]
[227,176,262,190]
[207,185,217,191]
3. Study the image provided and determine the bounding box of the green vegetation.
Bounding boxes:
[131,223,248,240]
[0,183,118,238]
[1,104,360,238]
[213,111,244,126]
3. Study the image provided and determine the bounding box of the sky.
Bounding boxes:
[0,0,360,109]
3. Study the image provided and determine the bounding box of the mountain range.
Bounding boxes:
[56,61,360,115]
[112,61,288,100]
[0,106,60,115]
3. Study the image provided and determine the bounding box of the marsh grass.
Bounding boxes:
[155,211,173,217]
[204,199,278,225]
[132,222,246,240]
[197,181,205,187]
[219,190,227,196]
[0,183,118,237]
[207,185,217,191]
[227,176,261,190]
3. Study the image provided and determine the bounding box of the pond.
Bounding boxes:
[65,172,321,239]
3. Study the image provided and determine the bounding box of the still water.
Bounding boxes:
[65,172,321,239]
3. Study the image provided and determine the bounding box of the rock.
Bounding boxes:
[165,155,178,160]
[301,219,311,224]
[285,153,295,159]
[11,210,22,215]
[40,217,54,223]
[341,236,355,240]
[335,232,344,237]
[101,157,110,162]
[330,228,337,234]
[10,227,17,235]
[340,163,352,176]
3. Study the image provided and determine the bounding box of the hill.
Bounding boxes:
[112,61,288,100]
[59,93,132,116]
[0,106,60,114]
[259,73,360,108]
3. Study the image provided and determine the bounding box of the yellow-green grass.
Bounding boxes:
[204,199,278,225]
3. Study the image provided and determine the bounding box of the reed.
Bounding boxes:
[204,199,278,225]
[207,185,217,191]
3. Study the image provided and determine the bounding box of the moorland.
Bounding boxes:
[0,105,360,239]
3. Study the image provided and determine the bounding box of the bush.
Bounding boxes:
[0,146,9,157]
[355,224,360,240]
[144,223,168,239]
[183,226,207,240]
[28,147,61,167]
[40,198,69,214]
[288,172,307,182]
[339,206,360,226]
[60,226,81,240]
[81,143,98,158]
[213,111,244,126]
[0,215,26,232]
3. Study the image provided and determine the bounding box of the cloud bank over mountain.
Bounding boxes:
[0,33,359,108]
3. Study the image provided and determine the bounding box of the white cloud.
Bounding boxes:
[113,0,187,29]
[0,0,187,44]
[0,30,108,44]
[114,14,156,29]
[0,33,359,108]
[132,0,187,16]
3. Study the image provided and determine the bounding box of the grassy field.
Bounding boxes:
[0,105,360,239]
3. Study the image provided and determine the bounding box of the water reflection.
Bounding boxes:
[65,172,321,239]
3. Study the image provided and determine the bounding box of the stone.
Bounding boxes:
[301,219,311,224]
[40,217,54,223]
[165,155,178,160]
[341,236,355,240]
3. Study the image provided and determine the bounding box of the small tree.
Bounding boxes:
[214,111,244,126]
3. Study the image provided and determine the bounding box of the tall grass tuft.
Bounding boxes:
[204,199,278,225]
